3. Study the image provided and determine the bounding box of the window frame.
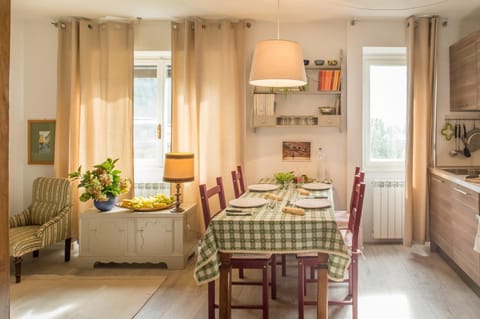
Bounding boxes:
[362,48,407,171]
[133,51,171,183]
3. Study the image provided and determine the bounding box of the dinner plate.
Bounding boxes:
[293,198,331,209]
[229,197,267,208]
[248,183,279,192]
[302,182,332,191]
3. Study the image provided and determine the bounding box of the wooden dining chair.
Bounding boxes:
[334,166,363,229]
[297,180,366,319]
[199,176,276,319]
[231,165,246,199]
[231,165,288,278]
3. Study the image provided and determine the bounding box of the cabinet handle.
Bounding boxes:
[431,177,444,184]
[453,187,468,195]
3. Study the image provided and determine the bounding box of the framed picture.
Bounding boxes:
[28,120,56,165]
[282,141,311,161]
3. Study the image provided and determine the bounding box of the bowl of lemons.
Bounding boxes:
[119,194,175,211]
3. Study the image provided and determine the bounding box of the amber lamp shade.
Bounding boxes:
[163,152,194,213]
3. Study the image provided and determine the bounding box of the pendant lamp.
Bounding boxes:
[249,0,306,88]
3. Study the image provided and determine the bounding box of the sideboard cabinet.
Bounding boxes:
[79,203,199,269]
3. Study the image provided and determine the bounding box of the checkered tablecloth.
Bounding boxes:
[194,179,350,285]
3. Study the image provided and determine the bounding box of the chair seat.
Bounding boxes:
[233,253,272,260]
[334,210,349,229]
[9,225,42,257]
[296,252,317,258]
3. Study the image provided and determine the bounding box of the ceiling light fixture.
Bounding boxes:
[249,0,307,88]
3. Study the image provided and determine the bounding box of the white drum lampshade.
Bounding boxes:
[249,39,307,88]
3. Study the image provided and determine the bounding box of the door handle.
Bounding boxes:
[157,124,162,140]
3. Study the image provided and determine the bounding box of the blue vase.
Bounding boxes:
[93,194,117,212]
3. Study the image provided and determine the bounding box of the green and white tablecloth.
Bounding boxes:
[194,179,350,285]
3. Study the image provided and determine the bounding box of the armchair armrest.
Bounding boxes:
[9,207,32,228]
[37,205,72,246]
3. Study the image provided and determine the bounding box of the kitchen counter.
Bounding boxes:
[430,167,480,193]
[429,168,480,292]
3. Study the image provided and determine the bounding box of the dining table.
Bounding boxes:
[194,178,350,319]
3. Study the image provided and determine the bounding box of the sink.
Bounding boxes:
[438,167,480,175]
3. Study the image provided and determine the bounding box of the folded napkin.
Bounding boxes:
[264,193,283,201]
[282,207,305,216]
[297,188,311,195]
[474,216,480,253]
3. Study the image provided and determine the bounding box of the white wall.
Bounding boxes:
[9,18,57,215]
[134,20,171,51]
[346,19,406,242]
[435,19,480,167]
[244,21,349,209]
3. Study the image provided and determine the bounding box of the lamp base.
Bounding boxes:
[170,183,184,213]
[170,206,185,213]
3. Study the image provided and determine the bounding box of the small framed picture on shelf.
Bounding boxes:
[282,141,311,161]
[28,119,56,165]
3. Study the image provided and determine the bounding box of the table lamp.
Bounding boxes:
[163,152,194,213]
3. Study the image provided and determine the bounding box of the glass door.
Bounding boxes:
[133,52,171,196]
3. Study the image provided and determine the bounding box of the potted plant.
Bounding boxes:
[68,158,131,211]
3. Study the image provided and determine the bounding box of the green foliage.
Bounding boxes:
[274,171,295,184]
[68,158,131,202]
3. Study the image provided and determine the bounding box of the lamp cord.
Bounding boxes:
[276,0,280,40]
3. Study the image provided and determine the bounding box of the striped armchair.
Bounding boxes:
[9,177,72,283]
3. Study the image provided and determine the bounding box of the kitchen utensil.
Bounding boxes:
[463,123,471,157]
[449,123,460,156]
[466,120,480,153]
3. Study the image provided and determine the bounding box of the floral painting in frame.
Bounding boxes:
[28,120,56,165]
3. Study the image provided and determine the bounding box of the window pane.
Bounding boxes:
[134,65,158,119]
[369,65,406,162]
[133,54,172,189]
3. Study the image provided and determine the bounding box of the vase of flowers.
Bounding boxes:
[68,158,131,211]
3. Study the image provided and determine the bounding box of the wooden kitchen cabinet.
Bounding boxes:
[429,175,454,256]
[429,173,480,286]
[449,30,480,111]
[79,203,200,269]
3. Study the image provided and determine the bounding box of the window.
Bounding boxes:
[363,47,407,170]
[133,52,171,195]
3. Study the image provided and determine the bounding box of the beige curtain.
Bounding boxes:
[171,20,247,223]
[55,20,134,239]
[404,16,439,246]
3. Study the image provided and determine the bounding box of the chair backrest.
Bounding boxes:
[31,177,72,225]
[231,165,246,199]
[349,181,366,251]
[199,177,227,229]
[348,166,362,214]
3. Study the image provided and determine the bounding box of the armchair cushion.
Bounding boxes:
[9,226,42,257]
[30,177,72,225]
[9,177,72,256]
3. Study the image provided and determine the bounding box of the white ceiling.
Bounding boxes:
[12,0,480,23]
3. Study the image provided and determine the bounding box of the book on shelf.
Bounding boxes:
[317,69,342,91]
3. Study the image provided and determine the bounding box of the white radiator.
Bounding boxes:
[372,180,405,239]
[134,182,170,197]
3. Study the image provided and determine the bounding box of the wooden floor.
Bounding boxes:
[11,243,480,319]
